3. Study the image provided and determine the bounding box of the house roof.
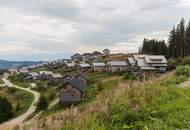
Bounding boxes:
[29,72,39,77]
[92,62,106,67]
[19,69,29,73]
[145,55,167,64]
[62,77,86,92]
[92,51,102,55]
[79,63,91,68]
[128,57,136,64]
[63,72,89,81]
[52,73,63,79]
[63,73,77,78]
[136,58,150,67]
[133,55,146,60]
[107,61,128,66]
[66,63,75,67]
[103,49,110,52]
[76,73,89,81]
[39,71,53,75]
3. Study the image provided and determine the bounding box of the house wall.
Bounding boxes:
[59,84,82,105]
[107,66,128,72]
[80,67,91,72]
[92,66,106,72]
[65,66,76,72]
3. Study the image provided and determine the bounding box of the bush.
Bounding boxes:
[0,96,13,123]
[181,56,190,65]
[176,75,187,84]
[37,95,48,110]
[48,91,56,101]
[176,66,190,77]
[123,72,137,80]
[6,87,16,94]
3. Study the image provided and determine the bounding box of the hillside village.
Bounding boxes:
[0,0,190,129]
[3,49,168,106]
[0,33,190,130]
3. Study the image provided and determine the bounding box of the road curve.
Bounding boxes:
[0,76,40,128]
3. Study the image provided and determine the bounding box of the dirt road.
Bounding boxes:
[0,77,40,128]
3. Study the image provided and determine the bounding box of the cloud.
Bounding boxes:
[0,0,188,60]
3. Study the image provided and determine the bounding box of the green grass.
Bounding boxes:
[19,66,190,130]
[0,87,34,118]
[9,74,31,88]
[0,79,4,84]
[81,79,119,105]
[14,91,34,117]
[57,68,190,130]
[47,72,116,114]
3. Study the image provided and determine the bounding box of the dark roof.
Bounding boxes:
[82,53,92,56]
[63,73,78,78]
[63,72,89,81]
[63,78,86,92]
[92,51,102,55]
[76,73,90,81]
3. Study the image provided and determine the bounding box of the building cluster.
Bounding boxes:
[71,49,110,62]
[64,54,168,73]
[5,50,168,106]
[58,54,168,105]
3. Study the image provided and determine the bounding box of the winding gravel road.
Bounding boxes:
[0,76,40,128]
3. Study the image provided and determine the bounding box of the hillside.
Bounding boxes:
[7,66,190,130]
[0,60,42,70]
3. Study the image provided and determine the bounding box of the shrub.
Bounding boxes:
[123,72,137,80]
[176,66,190,77]
[176,75,187,84]
[37,95,48,110]
[0,96,13,123]
[6,87,16,94]
[181,56,190,65]
[48,91,56,101]
[15,101,20,112]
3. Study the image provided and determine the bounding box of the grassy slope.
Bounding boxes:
[19,71,190,130]
[57,73,190,130]
[0,78,4,84]
[0,87,34,118]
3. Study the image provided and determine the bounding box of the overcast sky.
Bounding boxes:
[0,0,189,61]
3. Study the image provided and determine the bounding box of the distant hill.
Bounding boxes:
[0,60,42,70]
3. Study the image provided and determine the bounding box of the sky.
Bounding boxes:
[0,0,189,61]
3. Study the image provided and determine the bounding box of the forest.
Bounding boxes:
[140,18,190,59]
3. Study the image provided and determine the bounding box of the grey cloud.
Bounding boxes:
[0,0,188,60]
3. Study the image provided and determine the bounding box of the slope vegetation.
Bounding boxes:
[5,67,190,130]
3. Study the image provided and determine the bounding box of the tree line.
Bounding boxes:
[139,18,190,59]
[0,96,13,123]
[139,38,168,57]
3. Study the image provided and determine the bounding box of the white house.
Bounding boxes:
[39,71,54,80]
[144,55,168,72]
[91,62,106,72]
[28,72,39,80]
[19,68,29,74]
[106,61,129,72]
[52,73,63,80]
[79,63,91,72]
[133,55,167,73]
[65,62,76,71]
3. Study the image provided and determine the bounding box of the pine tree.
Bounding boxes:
[168,27,177,58]
[0,96,13,123]
[186,21,190,55]
[141,38,168,57]
[178,18,186,57]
